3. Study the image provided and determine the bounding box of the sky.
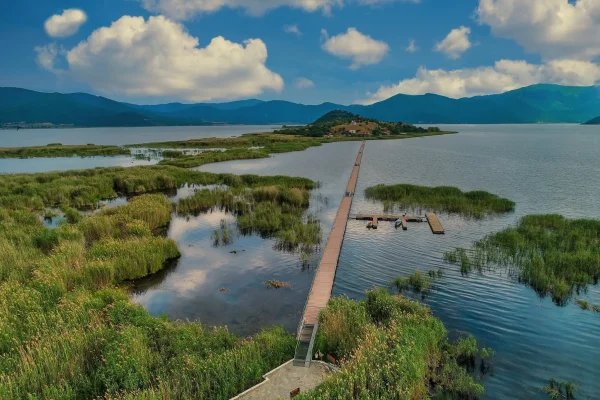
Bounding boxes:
[1,0,600,105]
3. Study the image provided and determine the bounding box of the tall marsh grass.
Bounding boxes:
[299,289,488,399]
[0,194,295,399]
[444,214,600,305]
[365,184,515,218]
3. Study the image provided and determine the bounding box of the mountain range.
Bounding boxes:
[1,84,599,127]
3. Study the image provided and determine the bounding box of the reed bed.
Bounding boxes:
[0,194,295,399]
[176,185,321,252]
[298,289,489,399]
[0,165,315,211]
[444,214,600,305]
[0,144,130,159]
[365,184,515,218]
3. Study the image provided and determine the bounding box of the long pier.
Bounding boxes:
[294,142,364,366]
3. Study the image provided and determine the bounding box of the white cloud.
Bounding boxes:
[405,39,418,53]
[295,77,314,89]
[44,9,87,38]
[357,59,600,104]
[284,24,302,36]
[434,26,472,59]
[34,43,65,73]
[139,0,343,19]
[321,27,389,70]
[64,15,283,102]
[477,0,600,60]
[139,0,420,19]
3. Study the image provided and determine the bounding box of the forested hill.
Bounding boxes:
[2,84,600,128]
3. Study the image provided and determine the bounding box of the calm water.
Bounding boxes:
[0,125,279,174]
[2,124,599,398]
[135,124,598,400]
[0,125,280,147]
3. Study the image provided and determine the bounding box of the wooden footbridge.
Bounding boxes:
[293,142,444,367]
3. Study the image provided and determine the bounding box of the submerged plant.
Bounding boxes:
[264,280,292,289]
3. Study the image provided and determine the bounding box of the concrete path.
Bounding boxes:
[233,360,333,400]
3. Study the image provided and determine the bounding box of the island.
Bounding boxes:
[276,110,445,137]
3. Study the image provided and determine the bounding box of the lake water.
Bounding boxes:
[0,125,280,147]
[2,124,599,398]
[137,124,598,400]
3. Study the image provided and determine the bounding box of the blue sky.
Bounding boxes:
[1,0,599,105]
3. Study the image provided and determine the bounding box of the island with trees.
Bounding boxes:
[276,110,447,138]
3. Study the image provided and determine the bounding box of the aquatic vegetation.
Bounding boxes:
[0,144,130,158]
[159,148,270,168]
[365,184,515,218]
[177,185,321,253]
[161,149,184,158]
[542,379,578,400]
[213,219,234,246]
[264,280,292,289]
[0,165,315,211]
[392,270,432,294]
[445,214,600,305]
[0,196,295,399]
[392,269,444,296]
[300,289,487,399]
[576,299,600,312]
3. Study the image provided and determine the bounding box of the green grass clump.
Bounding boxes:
[445,214,600,305]
[542,378,578,400]
[161,150,184,158]
[0,194,295,399]
[159,148,270,168]
[0,144,130,158]
[300,289,487,399]
[392,270,432,294]
[365,184,515,218]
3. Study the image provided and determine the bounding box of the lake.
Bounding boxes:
[2,124,600,398]
[0,124,280,147]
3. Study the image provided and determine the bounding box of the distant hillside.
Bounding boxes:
[583,116,600,125]
[2,84,600,128]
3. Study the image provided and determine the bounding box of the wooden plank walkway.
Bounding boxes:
[426,212,445,234]
[353,214,424,222]
[302,142,365,327]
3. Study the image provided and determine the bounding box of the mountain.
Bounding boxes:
[0,88,209,127]
[2,84,600,127]
[583,116,600,125]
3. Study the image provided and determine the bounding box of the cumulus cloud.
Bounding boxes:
[295,77,315,89]
[44,9,87,38]
[357,59,600,104]
[477,0,600,60]
[64,15,283,102]
[321,27,389,70]
[284,24,302,36]
[405,39,418,53]
[434,26,472,59]
[139,0,420,19]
